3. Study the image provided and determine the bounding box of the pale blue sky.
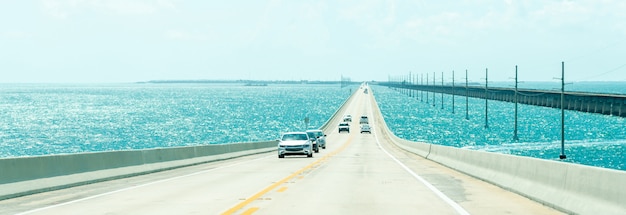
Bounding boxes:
[1,0,625,83]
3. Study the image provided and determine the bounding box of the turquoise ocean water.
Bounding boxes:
[0,83,352,157]
[0,82,624,171]
[373,82,626,171]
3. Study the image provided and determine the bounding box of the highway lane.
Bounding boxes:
[227,91,464,215]
[1,86,563,215]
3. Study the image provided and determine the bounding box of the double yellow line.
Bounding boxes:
[220,132,355,215]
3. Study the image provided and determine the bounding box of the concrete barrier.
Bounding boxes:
[0,86,359,200]
[0,141,277,200]
[320,85,359,133]
[369,88,626,215]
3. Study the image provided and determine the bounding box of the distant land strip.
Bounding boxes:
[138,79,360,85]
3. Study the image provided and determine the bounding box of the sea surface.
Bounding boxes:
[0,83,353,157]
[1,82,624,171]
[373,82,626,171]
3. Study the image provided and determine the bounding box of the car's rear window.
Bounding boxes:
[283,133,307,141]
[307,131,322,138]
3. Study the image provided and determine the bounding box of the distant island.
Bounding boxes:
[137,79,361,86]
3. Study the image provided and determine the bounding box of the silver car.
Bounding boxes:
[342,114,352,122]
[360,124,371,133]
[359,115,368,124]
[306,129,327,151]
[277,132,314,158]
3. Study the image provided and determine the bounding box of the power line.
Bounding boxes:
[573,63,626,82]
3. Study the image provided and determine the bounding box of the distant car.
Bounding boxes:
[306,129,327,151]
[360,124,371,133]
[359,115,368,124]
[277,132,314,158]
[338,122,350,133]
[343,114,352,122]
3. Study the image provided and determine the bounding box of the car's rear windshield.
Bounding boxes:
[282,133,308,141]
[307,131,322,138]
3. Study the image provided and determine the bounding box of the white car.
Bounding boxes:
[343,114,352,122]
[359,115,368,124]
[338,122,350,133]
[306,129,327,151]
[360,124,371,133]
[277,132,314,158]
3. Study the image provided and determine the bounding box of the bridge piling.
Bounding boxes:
[379,82,626,118]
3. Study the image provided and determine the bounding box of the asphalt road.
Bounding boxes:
[1,86,563,215]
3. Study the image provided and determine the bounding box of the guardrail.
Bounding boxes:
[0,142,276,200]
[368,87,626,215]
[0,86,359,200]
[378,82,626,117]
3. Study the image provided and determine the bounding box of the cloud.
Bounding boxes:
[1,30,32,39]
[40,0,71,19]
[164,30,207,41]
[100,1,159,15]
[39,0,177,18]
[530,1,591,27]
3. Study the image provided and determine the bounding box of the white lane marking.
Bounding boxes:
[17,155,274,215]
[366,93,471,215]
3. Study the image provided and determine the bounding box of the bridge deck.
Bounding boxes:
[380,82,626,117]
[0,86,563,215]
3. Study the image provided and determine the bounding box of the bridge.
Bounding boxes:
[1,85,625,214]
[377,82,626,117]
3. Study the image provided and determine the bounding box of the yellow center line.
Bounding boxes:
[220,128,356,215]
[276,187,288,193]
[241,207,259,215]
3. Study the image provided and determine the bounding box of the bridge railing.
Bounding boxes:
[377,82,626,117]
[367,86,626,215]
[0,85,360,200]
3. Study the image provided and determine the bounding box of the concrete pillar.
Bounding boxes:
[567,99,573,110]
[602,102,609,114]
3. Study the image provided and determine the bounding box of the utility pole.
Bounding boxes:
[433,72,436,107]
[426,73,429,104]
[421,73,424,102]
[409,72,412,97]
[560,61,567,160]
[441,71,444,109]
[465,69,469,120]
[485,68,489,129]
[416,73,419,101]
[452,70,455,114]
[411,72,417,98]
[514,65,519,141]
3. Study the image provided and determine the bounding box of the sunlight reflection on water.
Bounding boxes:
[0,83,355,158]
[372,84,626,171]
